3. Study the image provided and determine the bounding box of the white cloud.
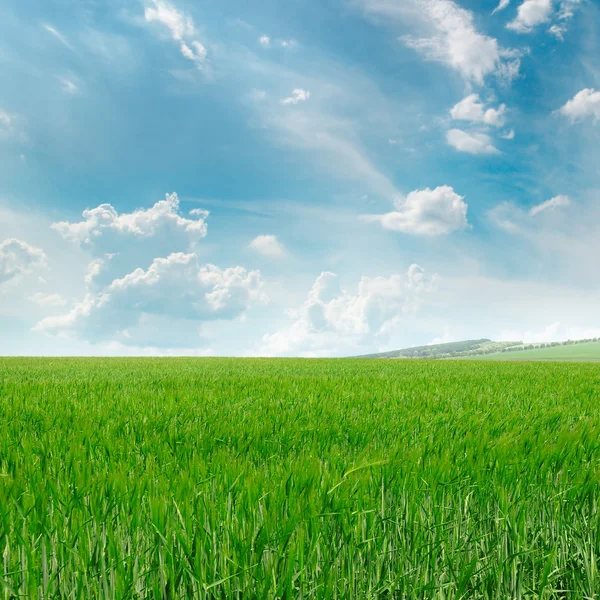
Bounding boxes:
[144,1,207,69]
[60,78,79,94]
[359,0,519,84]
[35,252,266,346]
[489,195,572,235]
[281,89,311,105]
[51,193,208,246]
[0,108,24,142]
[0,109,13,133]
[450,94,506,127]
[28,292,67,307]
[179,40,207,66]
[259,264,436,356]
[447,129,500,155]
[51,193,210,291]
[0,238,46,284]
[42,24,74,51]
[559,89,600,123]
[507,0,554,33]
[557,0,582,20]
[259,35,296,49]
[500,129,515,139]
[493,0,512,14]
[529,195,571,216]
[548,24,567,39]
[364,186,469,236]
[549,0,582,37]
[249,235,286,258]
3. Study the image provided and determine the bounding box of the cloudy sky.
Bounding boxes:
[1,0,599,356]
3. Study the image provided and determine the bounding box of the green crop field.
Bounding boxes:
[2,358,600,598]
[473,341,600,362]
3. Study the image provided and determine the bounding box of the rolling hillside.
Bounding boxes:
[359,338,600,361]
[472,340,600,362]
[358,339,519,359]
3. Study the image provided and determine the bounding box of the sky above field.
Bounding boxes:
[1,0,600,356]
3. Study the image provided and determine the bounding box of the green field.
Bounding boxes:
[473,341,600,362]
[2,358,600,598]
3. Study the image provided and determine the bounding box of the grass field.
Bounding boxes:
[473,341,600,362]
[2,358,600,598]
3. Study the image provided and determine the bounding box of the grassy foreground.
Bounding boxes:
[2,358,600,598]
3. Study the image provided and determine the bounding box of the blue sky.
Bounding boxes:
[1,0,599,356]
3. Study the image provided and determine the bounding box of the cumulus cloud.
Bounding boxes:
[529,195,571,216]
[51,192,208,247]
[447,129,500,155]
[559,89,600,123]
[364,186,469,236]
[259,35,271,47]
[249,235,286,258]
[358,0,520,84]
[35,252,266,346]
[450,94,506,127]
[144,0,207,69]
[0,239,46,284]
[259,264,436,356]
[507,0,581,36]
[51,192,211,293]
[507,0,554,33]
[281,89,311,105]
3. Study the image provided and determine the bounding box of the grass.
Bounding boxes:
[2,357,600,598]
[473,341,600,362]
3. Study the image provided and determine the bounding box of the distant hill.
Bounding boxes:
[358,337,600,361]
[468,339,600,362]
[358,339,519,360]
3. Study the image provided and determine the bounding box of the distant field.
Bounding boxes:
[471,340,600,361]
[2,358,600,598]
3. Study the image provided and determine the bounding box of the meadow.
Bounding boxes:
[1,358,600,598]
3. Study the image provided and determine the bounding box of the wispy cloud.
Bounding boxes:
[42,24,75,51]
[281,89,311,105]
[492,0,512,14]
[529,195,571,216]
[356,0,520,84]
[144,0,208,69]
[60,77,79,94]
